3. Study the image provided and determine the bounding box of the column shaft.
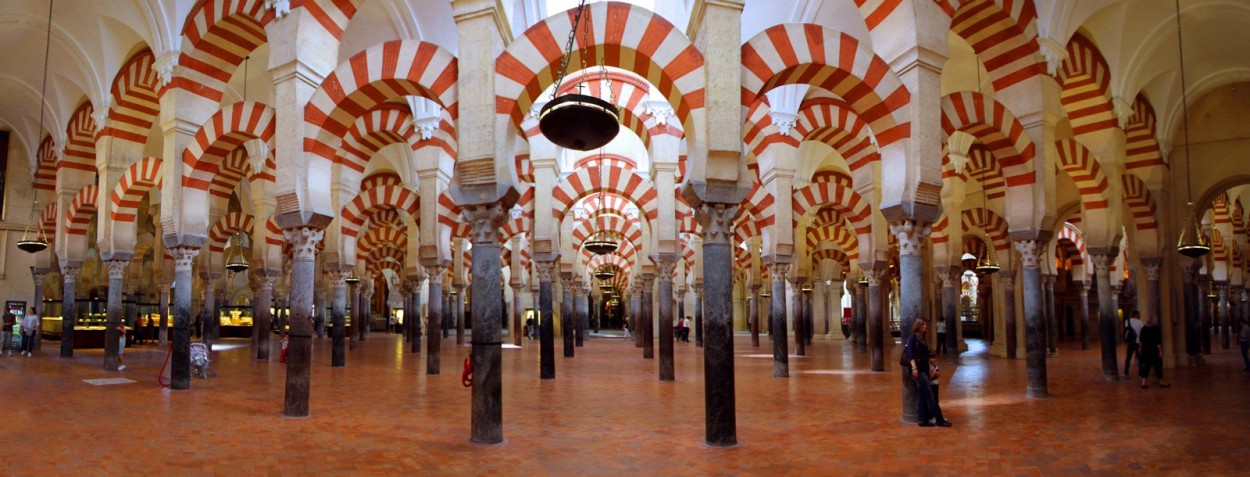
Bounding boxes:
[512,287,522,346]
[694,286,704,347]
[1079,282,1091,350]
[748,287,760,347]
[170,248,199,391]
[464,206,505,445]
[575,288,586,347]
[60,267,80,358]
[254,275,275,360]
[425,265,445,375]
[867,272,884,372]
[104,261,127,371]
[1017,240,1049,397]
[793,280,805,357]
[698,204,736,446]
[941,271,959,362]
[562,285,575,357]
[769,263,790,377]
[282,227,321,417]
[1093,254,1119,380]
[642,281,654,359]
[331,274,347,367]
[1002,270,1017,360]
[537,263,555,379]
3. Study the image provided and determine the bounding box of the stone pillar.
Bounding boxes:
[461,204,507,445]
[31,270,47,351]
[631,285,642,348]
[330,270,348,367]
[791,278,806,357]
[892,220,930,423]
[59,265,81,358]
[1199,276,1212,355]
[103,260,128,371]
[856,281,868,353]
[939,269,960,362]
[655,256,677,381]
[203,272,220,349]
[1000,269,1017,359]
[512,285,523,346]
[1111,283,1122,342]
[1141,258,1164,356]
[695,203,737,446]
[866,269,885,372]
[281,227,323,417]
[254,273,277,360]
[169,247,200,391]
[694,285,704,347]
[424,264,446,374]
[1044,274,1058,357]
[412,280,424,352]
[535,261,556,379]
[641,275,655,359]
[1078,280,1091,350]
[748,284,761,347]
[158,279,170,346]
[360,281,373,342]
[1092,253,1119,380]
[314,280,325,339]
[1015,240,1049,397]
[1181,258,1202,364]
[768,262,791,377]
[454,283,466,345]
[574,284,587,348]
[1217,283,1230,350]
[805,286,815,345]
[561,280,575,358]
[443,288,453,339]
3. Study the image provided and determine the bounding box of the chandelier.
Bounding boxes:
[223,232,250,273]
[974,186,1000,275]
[593,265,615,281]
[584,153,619,255]
[1172,0,1210,258]
[537,0,619,151]
[17,1,56,254]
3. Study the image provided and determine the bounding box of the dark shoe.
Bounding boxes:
[918,421,935,428]
[1159,383,1171,388]
[936,420,953,427]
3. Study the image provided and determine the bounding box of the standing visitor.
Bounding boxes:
[1,311,15,357]
[903,319,951,427]
[1123,311,1143,377]
[116,323,127,371]
[1137,318,1169,389]
[21,307,39,357]
[935,319,947,354]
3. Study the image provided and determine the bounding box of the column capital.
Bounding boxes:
[424,264,447,286]
[1141,257,1162,281]
[105,260,129,280]
[170,246,200,271]
[889,220,932,257]
[652,254,678,282]
[1091,253,1114,274]
[534,261,556,282]
[283,226,324,261]
[864,267,886,287]
[767,262,790,283]
[693,284,704,298]
[1180,257,1201,283]
[695,203,739,245]
[461,203,507,244]
[937,270,960,289]
[1042,274,1056,287]
[1013,239,1047,269]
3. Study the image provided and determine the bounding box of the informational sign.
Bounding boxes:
[5,301,24,319]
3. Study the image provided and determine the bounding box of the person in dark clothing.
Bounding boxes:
[1137,318,1170,389]
[903,318,951,427]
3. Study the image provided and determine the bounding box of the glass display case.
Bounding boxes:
[219,305,254,338]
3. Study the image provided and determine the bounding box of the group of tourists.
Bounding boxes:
[1,307,40,357]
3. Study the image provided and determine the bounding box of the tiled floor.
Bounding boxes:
[2,331,1247,475]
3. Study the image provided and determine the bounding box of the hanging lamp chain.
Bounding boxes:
[550,0,590,102]
[21,0,55,249]
[1175,0,1194,203]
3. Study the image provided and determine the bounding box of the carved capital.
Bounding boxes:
[653,256,677,283]
[425,265,447,286]
[1037,36,1068,77]
[106,260,129,281]
[1014,240,1046,269]
[768,262,790,283]
[283,226,324,261]
[770,111,798,137]
[461,203,507,244]
[170,247,200,271]
[265,0,291,19]
[1140,257,1162,282]
[890,220,931,257]
[62,266,81,284]
[865,268,886,287]
[331,269,350,288]
[31,271,47,283]
[534,261,555,282]
[259,273,278,292]
[153,51,180,87]
[693,285,704,299]
[1091,253,1114,274]
[696,203,738,245]
[937,271,960,289]
[1180,257,1201,283]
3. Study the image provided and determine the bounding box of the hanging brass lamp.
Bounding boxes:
[593,265,615,281]
[537,0,619,151]
[1177,202,1211,258]
[223,232,250,273]
[18,1,55,255]
[974,246,1001,275]
[1172,0,1210,258]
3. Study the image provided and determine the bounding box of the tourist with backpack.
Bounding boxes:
[1123,311,1143,378]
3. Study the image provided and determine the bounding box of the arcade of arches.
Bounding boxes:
[1,0,1249,472]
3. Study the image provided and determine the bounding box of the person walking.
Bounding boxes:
[1,311,15,357]
[935,319,947,354]
[1237,318,1250,372]
[903,318,951,427]
[1138,317,1169,389]
[1123,311,1143,377]
[116,323,127,371]
[21,307,39,357]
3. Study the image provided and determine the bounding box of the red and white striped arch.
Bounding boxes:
[810,247,849,272]
[573,214,643,251]
[1212,228,1227,262]
[945,0,1044,92]
[540,71,682,146]
[501,187,534,242]
[172,0,271,102]
[361,171,403,192]
[61,101,97,174]
[34,136,58,192]
[966,145,1007,200]
[931,214,952,248]
[742,24,910,145]
[298,0,362,41]
[1059,34,1117,136]
[794,98,879,172]
[365,245,406,276]
[497,2,705,133]
[810,206,849,229]
[358,224,408,256]
[110,157,163,222]
[64,185,98,237]
[792,182,873,235]
[962,207,1010,251]
[573,153,637,173]
[741,101,799,163]
[39,203,57,246]
[740,183,775,230]
[1055,139,1110,211]
[438,192,470,239]
[339,106,417,174]
[182,102,276,193]
[363,208,406,231]
[305,40,458,166]
[734,213,761,246]
[1125,94,1165,171]
[582,253,634,281]
[340,185,420,239]
[106,49,160,144]
[551,165,658,223]
[207,212,255,253]
[940,91,1036,187]
[805,224,859,262]
[1120,174,1158,232]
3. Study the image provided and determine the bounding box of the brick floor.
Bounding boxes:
[1,332,1246,475]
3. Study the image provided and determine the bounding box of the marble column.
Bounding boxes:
[314,280,325,339]
[282,227,322,417]
[412,280,424,352]
[512,285,523,346]
[254,273,276,360]
[574,285,587,348]
[1044,274,1058,357]
[1092,253,1119,380]
[454,283,466,345]
[1111,284,1122,342]
[360,281,373,342]
[1015,240,1049,397]
[630,285,642,348]
[535,261,556,379]
[696,203,737,446]
[330,270,348,367]
[677,290,686,339]
[804,286,814,346]
[462,204,507,445]
[204,273,220,349]
[748,284,761,347]
[159,279,170,346]
[170,247,200,391]
[1141,258,1163,350]
[939,269,960,362]
[866,269,885,372]
[60,265,81,358]
[1217,283,1230,350]
[31,270,47,351]
[856,281,868,353]
[892,220,930,424]
[655,257,677,381]
[562,280,575,358]
[425,264,446,374]
[1001,270,1017,359]
[1200,277,1213,355]
[1181,258,1202,364]
[1079,280,1092,350]
[103,260,128,371]
[694,285,704,348]
[347,280,360,350]
[641,275,655,359]
[792,278,806,357]
[768,262,791,377]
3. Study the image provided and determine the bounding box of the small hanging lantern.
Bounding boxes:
[345,274,361,285]
[537,0,619,151]
[1177,203,1211,258]
[974,238,1001,275]
[223,232,250,273]
[593,266,615,281]
[18,1,55,255]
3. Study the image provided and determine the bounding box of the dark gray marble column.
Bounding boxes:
[767,262,790,377]
[330,270,347,367]
[1142,257,1163,334]
[411,280,424,353]
[696,203,737,447]
[1044,274,1058,356]
[804,286,814,345]
[1001,269,1017,359]
[512,285,522,346]
[536,261,556,379]
[158,279,170,346]
[204,273,220,349]
[655,257,677,381]
[792,278,806,357]
[360,281,373,342]
[853,281,866,352]
[641,275,655,359]
[891,220,929,423]
[1016,240,1049,397]
[424,264,446,374]
[314,280,325,339]
[1079,280,1091,350]
[461,204,507,445]
[561,280,575,358]
[347,280,360,350]
[1091,252,1119,381]
[574,284,586,348]
[1199,276,1212,355]
[454,283,465,345]
[59,265,81,358]
[1180,258,1202,364]
[103,260,128,371]
[631,285,642,348]
[254,272,276,360]
[940,269,960,363]
[1217,283,1230,350]
[748,284,760,347]
[694,284,704,347]
[31,270,47,351]
[281,227,322,417]
[866,269,884,372]
[170,247,200,391]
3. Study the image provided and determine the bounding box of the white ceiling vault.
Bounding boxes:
[2,0,1249,174]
